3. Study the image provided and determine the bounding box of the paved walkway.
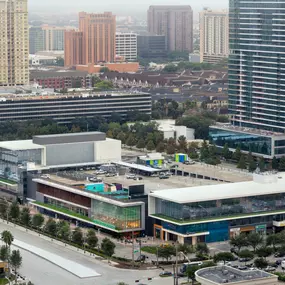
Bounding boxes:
[13,239,101,278]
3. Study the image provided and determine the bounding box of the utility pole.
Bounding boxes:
[132,230,135,268]
[175,242,179,285]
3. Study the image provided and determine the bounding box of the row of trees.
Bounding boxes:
[1,230,24,284]
[0,201,116,259]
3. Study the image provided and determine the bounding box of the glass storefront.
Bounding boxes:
[209,127,272,156]
[154,193,285,222]
[91,200,141,231]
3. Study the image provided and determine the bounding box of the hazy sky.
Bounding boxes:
[29,0,228,14]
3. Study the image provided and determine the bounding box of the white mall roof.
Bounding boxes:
[0,140,44,151]
[150,172,285,204]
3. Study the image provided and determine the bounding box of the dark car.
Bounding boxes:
[159,271,172,277]
[159,175,169,179]
[238,266,248,270]
[239,257,252,263]
[276,260,282,266]
[170,164,179,169]
[274,252,285,258]
[230,247,238,255]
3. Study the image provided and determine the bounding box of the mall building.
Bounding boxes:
[149,172,285,244]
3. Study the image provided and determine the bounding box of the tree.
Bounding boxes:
[279,157,285,171]
[272,156,279,170]
[163,64,178,73]
[0,245,9,263]
[72,227,83,245]
[125,134,136,149]
[196,243,209,257]
[0,200,8,219]
[156,142,165,153]
[116,132,126,144]
[136,138,145,150]
[57,221,70,241]
[2,230,14,249]
[230,234,248,252]
[258,157,266,172]
[86,229,98,249]
[237,155,247,169]
[44,218,57,236]
[32,214,44,230]
[101,238,116,258]
[186,265,199,284]
[200,140,209,161]
[178,136,188,153]
[247,232,263,252]
[178,244,193,261]
[266,233,283,251]
[214,252,235,265]
[94,80,113,90]
[10,250,22,283]
[158,246,175,262]
[254,257,268,269]
[233,145,242,161]
[20,207,31,227]
[222,143,231,160]
[247,153,256,172]
[238,250,254,264]
[146,140,155,151]
[9,202,20,221]
[100,67,110,73]
[256,246,272,259]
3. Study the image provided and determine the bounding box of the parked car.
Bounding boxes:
[41,174,50,179]
[95,169,106,175]
[265,266,276,272]
[238,266,248,271]
[276,260,282,266]
[150,173,159,177]
[170,164,179,169]
[126,174,136,179]
[183,160,195,165]
[159,174,169,179]
[239,257,252,263]
[230,247,238,255]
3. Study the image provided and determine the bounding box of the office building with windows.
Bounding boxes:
[199,8,229,64]
[210,0,285,158]
[147,5,193,52]
[29,26,44,54]
[0,0,29,86]
[116,32,137,61]
[149,172,285,245]
[0,92,151,124]
[137,35,167,59]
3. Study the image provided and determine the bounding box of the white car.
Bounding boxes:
[126,174,136,179]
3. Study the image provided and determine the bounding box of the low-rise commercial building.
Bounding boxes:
[196,266,278,285]
[149,172,285,244]
[0,132,121,200]
[0,91,151,124]
[76,62,139,73]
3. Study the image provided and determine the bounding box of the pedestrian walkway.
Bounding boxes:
[13,239,101,278]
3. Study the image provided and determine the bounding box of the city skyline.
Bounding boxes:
[28,0,228,14]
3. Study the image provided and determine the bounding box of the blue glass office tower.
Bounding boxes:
[210,0,285,158]
[228,0,285,132]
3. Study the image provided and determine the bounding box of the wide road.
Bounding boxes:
[0,221,172,285]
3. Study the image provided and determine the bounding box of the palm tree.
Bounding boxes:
[1,230,13,249]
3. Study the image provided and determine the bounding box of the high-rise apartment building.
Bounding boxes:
[42,25,67,51]
[199,8,229,64]
[147,5,193,52]
[209,0,285,159]
[29,26,44,54]
[0,0,29,86]
[65,12,116,67]
[116,32,137,61]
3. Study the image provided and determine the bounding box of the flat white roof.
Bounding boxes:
[149,173,285,204]
[0,140,44,151]
[113,161,162,172]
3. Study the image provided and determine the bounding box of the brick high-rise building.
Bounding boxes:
[147,5,193,52]
[65,12,116,67]
[64,30,83,67]
[0,0,29,86]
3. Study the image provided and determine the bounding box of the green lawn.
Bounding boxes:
[0,278,9,285]
[0,178,17,185]
[141,246,158,254]
[152,209,285,225]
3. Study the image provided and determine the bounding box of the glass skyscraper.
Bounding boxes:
[228,0,285,132]
[210,0,285,158]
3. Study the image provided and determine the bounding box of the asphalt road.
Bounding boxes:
[0,221,169,285]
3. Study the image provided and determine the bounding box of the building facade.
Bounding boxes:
[116,32,137,61]
[42,25,70,51]
[149,173,285,244]
[137,35,167,59]
[0,0,29,86]
[65,12,116,67]
[147,5,193,52]
[199,8,229,64]
[0,92,151,123]
[29,26,44,54]
[228,0,285,132]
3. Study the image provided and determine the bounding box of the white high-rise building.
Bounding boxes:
[199,8,229,64]
[116,32,137,61]
[0,0,29,86]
